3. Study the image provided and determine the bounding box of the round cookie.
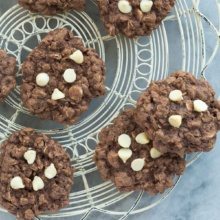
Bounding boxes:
[0,50,16,102]
[98,0,175,38]
[21,28,105,124]
[0,128,74,220]
[94,109,185,194]
[135,71,220,156]
[18,0,85,15]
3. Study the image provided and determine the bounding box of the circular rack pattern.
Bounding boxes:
[0,0,219,219]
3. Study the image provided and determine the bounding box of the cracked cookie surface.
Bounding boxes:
[98,0,175,38]
[94,109,185,194]
[0,50,16,102]
[0,128,74,220]
[21,28,105,124]
[18,0,85,15]
[135,71,220,156]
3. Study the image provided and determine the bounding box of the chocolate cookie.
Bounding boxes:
[98,0,175,38]
[94,109,185,194]
[135,71,220,156]
[0,50,16,102]
[18,0,85,15]
[21,28,105,124]
[0,128,74,220]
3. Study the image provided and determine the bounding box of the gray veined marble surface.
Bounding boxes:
[0,0,220,219]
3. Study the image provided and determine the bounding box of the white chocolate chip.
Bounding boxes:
[140,0,153,13]
[63,68,77,83]
[44,163,57,179]
[118,134,131,148]
[24,149,36,165]
[168,115,182,128]
[118,0,132,14]
[193,99,208,112]
[69,50,84,64]
[32,176,44,191]
[135,132,150,144]
[36,73,50,87]
[131,158,145,171]
[150,148,162,159]
[169,90,183,102]
[51,88,65,100]
[10,176,25,190]
[118,148,132,163]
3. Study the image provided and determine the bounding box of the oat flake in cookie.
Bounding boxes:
[0,50,16,102]
[98,0,175,38]
[135,71,220,156]
[94,109,185,194]
[18,0,85,15]
[21,28,105,124]
[0,128,74,220]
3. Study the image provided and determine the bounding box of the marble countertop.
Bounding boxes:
[0,0,220,220]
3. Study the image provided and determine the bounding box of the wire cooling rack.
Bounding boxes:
[0,0,219,219]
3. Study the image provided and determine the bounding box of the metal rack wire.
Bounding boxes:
[0,0,219,219]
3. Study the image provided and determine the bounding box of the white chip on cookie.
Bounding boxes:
[135,132,150,144]
[63,68,77,83]
[131,158,145,171]
[193,99,208,112]
[10,176,25,190]
[150,147,162,159]
[24,149,36,165]
[140,0,153,13]
[118,0,132,14]
[51,88,65,100]
[32,176,44,191]
[44,163,57,179]
[69,50,84,64]
[118,148,132,163]
[169,90,183,102]
[36,73,50,87]
[118,134,131,148]
[168,115,182,128]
